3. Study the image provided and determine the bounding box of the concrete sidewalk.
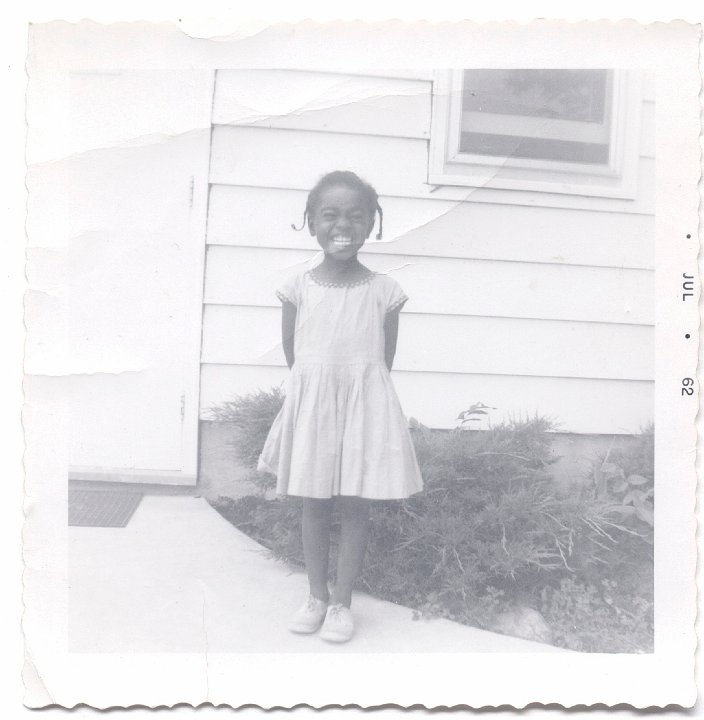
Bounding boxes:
[69,494,564,653]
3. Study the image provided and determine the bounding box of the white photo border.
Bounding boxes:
[21,18,700,709]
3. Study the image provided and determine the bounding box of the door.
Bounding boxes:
[61,70,214,484]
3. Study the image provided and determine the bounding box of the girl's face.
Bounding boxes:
[309,184,374,260]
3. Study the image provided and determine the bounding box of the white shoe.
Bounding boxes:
[288,595,328,634]
[320,603,354,643]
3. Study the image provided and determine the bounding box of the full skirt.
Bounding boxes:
[257,361,424,499]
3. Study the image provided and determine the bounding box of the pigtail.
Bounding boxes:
[291,209,308,232]
[375,203,384,240]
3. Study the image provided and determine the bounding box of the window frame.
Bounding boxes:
[428,69,642,201]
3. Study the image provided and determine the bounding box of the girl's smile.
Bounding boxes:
[330,234,353,249]
[309,185,374,260]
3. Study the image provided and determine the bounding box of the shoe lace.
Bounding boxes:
[327,603,345,620]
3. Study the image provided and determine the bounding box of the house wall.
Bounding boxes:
[201,69,655,434]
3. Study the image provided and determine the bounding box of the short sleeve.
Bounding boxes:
[275,273,299,307]
[385,279,409,314]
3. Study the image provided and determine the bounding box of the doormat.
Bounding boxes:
[68,489,144,528]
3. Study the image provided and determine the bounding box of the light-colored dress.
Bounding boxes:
[257,267,424,500]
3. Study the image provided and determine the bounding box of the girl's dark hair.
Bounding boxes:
[291,170,384,240]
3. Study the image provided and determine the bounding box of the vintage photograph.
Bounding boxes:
[22,19,698,709]
[65,65,655,653]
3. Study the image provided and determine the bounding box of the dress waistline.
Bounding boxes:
[294,356,386,367]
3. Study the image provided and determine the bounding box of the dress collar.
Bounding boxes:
[307,267,375,288]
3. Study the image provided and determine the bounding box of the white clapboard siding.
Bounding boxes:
[201,70,656,435]
[200,363,653,435]
[204,246,654,326]
[201,305,653,381]
[209,125,655,214]
[206,185,655,270]
[213,70,431,139]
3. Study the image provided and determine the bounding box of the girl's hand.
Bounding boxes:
[282,302,297,369]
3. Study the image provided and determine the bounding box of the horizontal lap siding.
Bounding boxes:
[201,304,653,381]
[201,69,655,433]
[204,245,653,325]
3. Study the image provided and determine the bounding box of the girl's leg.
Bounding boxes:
[302,498,333,602]
[330,497,371,608]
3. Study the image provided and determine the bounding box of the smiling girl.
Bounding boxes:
[257,170,423,643]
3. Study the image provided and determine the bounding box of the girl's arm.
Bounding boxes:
[282,302,297,369]
[383,309,401,371]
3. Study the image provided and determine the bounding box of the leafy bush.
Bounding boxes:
[540,577,653,653]
[590,422,654,531]
[208,395,654,653]
[573,423,654,620]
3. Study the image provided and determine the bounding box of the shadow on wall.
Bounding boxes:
[548,432,640,489]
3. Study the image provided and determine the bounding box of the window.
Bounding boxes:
[428,69,641,200]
